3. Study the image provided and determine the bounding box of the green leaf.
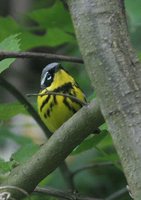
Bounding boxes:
[23,0,75,49]
[0,158,19,183]
[30,0,74,33]
[0,2,75,51]
[72,130,108,155]
[21,28,75,50]
[0,17,21,42]
[0,158,11,173]
[0,34,21,73]
[0,34,20,51]
[125,0,141,26]
[11,143,40,164]
[0,102,28,120]
[97,132,113,149]
[93,149,121,169]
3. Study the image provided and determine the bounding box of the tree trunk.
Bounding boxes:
[67,0,141,199]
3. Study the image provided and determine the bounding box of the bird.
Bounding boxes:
[37,62,86,133]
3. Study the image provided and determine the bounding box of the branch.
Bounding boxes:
[0,75,127,199]
[27,91,87,106]
[0,186,29,199]
[35,186,129,200]
[0,51,83,64]
[0,76,51,138]
[0,76,75,191]
[0,99,104,199]
[67,0,141,198]
[35,186,103,200]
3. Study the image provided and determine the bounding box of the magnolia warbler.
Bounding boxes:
[37,63,86,133]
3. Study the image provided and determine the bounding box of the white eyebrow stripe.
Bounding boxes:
[41,72,48,86]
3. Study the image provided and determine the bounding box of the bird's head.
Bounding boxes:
[40,62,62,89]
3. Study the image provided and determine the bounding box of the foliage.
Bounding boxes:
[0,0,140,199]
[0,34,20,73]
[0,102,27,120]
[125,0,141,51]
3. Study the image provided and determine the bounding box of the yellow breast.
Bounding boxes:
[37,69,86,133]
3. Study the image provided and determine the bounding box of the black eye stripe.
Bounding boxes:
[46,72,52,80]
[40,64,60,89]
[41,70,54,89]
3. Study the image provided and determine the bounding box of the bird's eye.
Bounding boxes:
[46,72,52,81]
[41,71,53,89]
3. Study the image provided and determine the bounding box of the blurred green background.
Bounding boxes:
[0,0,141,199]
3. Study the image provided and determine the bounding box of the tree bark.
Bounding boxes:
[67,0,141,199]
[0,99,104,199]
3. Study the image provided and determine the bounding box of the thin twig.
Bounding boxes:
[72,162,114,177]
[35,186,103,200]
[27,91,87,106]
[105,187,128,200]
[35,186,128,200]
[0,51,83,64]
